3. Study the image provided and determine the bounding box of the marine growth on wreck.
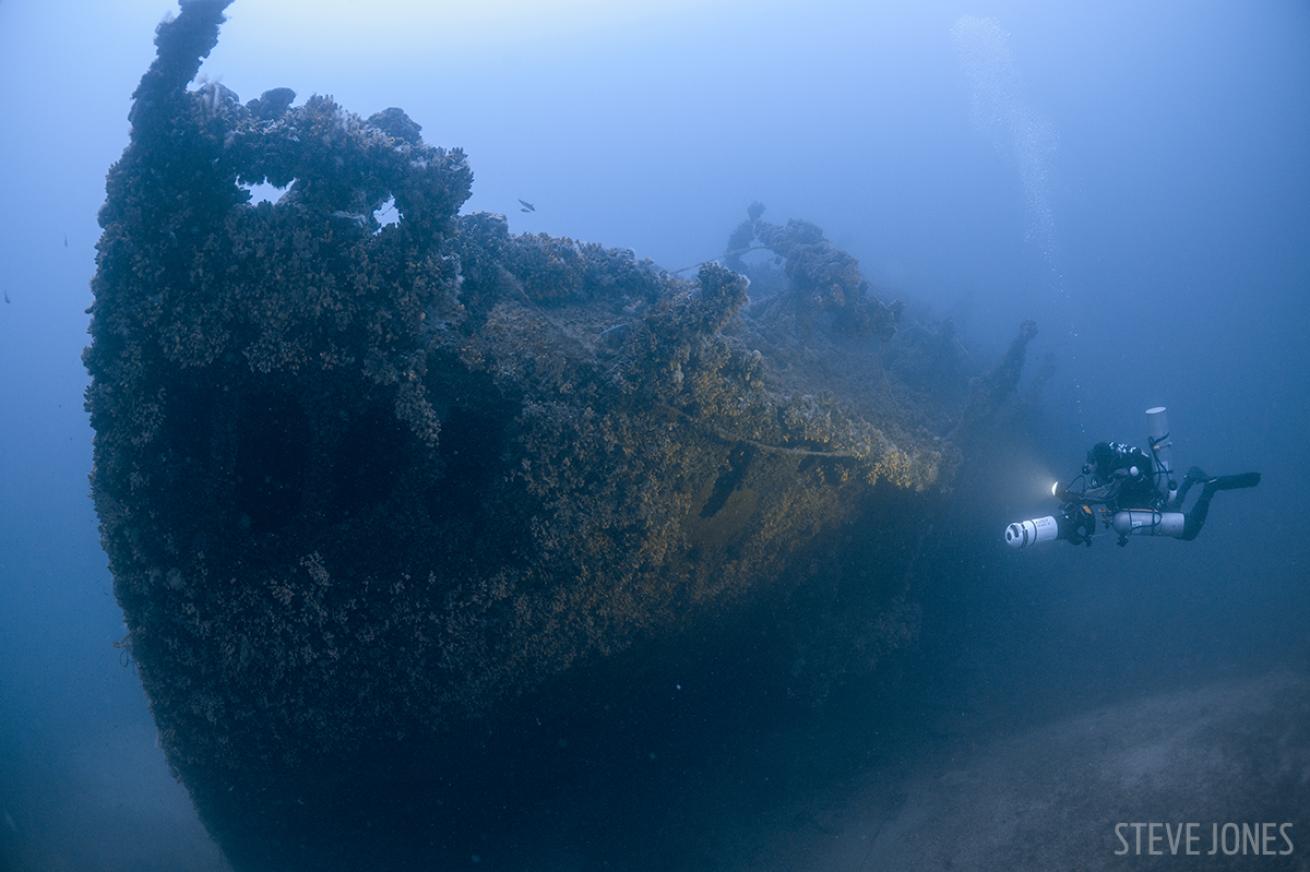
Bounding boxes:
[84,2,1039,867]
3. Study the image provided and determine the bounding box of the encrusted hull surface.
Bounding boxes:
[85,4,1037,868]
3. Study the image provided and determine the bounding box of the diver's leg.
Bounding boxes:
[1181,484,1217,540]
[1174,466,1209,506]
[1180,472,1261,540]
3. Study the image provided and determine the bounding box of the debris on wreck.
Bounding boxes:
[84,1,1042,867]
[724,202,902,338]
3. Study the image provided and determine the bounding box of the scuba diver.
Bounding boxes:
[1006,406,1261,549]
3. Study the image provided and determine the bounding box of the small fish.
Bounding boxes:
[64,233,68,248]
[518,198,536,213]
[3,290,9,304]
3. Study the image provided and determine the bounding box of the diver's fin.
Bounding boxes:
[1209,472,1261,490]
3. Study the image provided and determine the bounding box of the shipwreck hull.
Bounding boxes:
[84,3,1037,868]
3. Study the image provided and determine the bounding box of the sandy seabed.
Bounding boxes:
[724,670,1310,871]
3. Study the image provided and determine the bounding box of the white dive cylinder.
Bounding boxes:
[1005,516,1060,549]
[1111,510,1186,538]
[1145,406,1178,506]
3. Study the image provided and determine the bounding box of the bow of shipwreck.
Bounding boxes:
[85,2,1041,867]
